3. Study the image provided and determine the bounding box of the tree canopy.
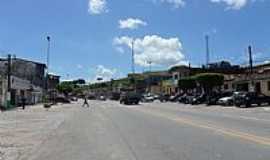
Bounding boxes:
[178,77,197,90]
[195,73,224,89]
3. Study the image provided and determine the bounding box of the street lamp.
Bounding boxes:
[131,39,135,74]
[147,60,152,93]
[44,36,51,104]
[46,36,51,74]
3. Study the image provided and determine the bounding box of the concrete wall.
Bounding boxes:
[259,80,270,96]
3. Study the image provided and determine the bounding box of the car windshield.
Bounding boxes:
[1,1,270,160]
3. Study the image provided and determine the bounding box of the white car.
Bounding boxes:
[218,96,233,106]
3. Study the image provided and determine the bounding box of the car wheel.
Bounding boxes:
[257,103,261,106]
[245,103,251,108]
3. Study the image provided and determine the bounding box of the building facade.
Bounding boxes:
[0,57,46,108]
[223,63,270,96]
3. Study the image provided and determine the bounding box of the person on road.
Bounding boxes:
[21,96,26,110]
[82,96,89,108]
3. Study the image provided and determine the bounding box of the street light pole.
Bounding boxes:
[131,39,135,74]
[46,36,51,77]
[44,36,51,103]
[147,60,152,93]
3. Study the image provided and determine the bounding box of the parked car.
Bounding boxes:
[120,92,141,105]
[178,93,194,104]
[185,95,196,104]
[153,94,160,100]
[217,96,234,106]
[88,94,96,100]
[70,97,78,101]
[170,93,182,102]
[110,92,121,101]
[55,96,71,104]
[178,94,188,103]
[141,94,155,103]
[234,92,270,108]
[99,95,106,101]
[191,94,206,105]
[159,94,170,102]
[207,91,233,106]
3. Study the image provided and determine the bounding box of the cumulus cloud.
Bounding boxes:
[154,0,261,10]
[92,65,119,83]
[113,35,186,67]
[77,64,83,69]
[119,18,147,30]
[210,0,249,10]
[154,0,186,8]
[88,0,108,15]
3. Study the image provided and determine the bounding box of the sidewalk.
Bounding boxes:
[0,102,77,160]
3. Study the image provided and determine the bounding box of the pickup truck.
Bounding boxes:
[234,92,270,107]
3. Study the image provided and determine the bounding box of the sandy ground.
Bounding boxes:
[0,103,78,160]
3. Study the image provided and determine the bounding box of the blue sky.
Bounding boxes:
[0,0,269,82]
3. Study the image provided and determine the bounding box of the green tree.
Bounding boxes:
[195,73,224,93]
[56,82,74,96]
[178,77,197,92]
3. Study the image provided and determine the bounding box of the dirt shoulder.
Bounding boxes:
[0,103,79,160]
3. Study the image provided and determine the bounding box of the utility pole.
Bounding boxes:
[248,45,253,75]
[205,35,210,68]
[7,54,11,92]
[248,45,255,92]
[6,54,11,108]
[147,60,152,93]
[44,36,51,102]
[148,60,152,73]
[131,39,135,74]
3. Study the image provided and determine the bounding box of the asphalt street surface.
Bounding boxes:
[27,100,270,160]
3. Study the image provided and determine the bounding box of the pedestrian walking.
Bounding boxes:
[21,96,26,110]
[82,96,89,108]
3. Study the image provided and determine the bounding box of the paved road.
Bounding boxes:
[27,101,270,160]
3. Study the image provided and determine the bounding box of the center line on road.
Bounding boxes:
[135,108,270,147]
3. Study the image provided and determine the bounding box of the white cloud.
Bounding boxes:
[113,35,186,67]
[92,65,119,83]
[88,0,108,15]
[77,64,83,69]
[119,18,147,30]
[156,0,186,8]
[210,0,249,10]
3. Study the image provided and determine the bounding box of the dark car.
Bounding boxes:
[88,94,96,100]
[120,92,141,105]
[70,97,78,101]
[110,92,121,101]
[169,93,183,102]
[178,93,193,104]
[55,96,71,104]
[191,94,207,105]
[234,92,270,108]
[159,94,170,102]
[178,94,187,103]
[185,95,196,104]
[206,91,233,106]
